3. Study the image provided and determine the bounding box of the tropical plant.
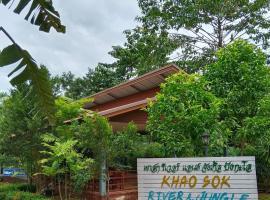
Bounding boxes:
[146,40,270,182]
[0,0,65,122]
[147,72,222,157]
[0,85,46,184]
[204,40,270,155]
[77,114,113,165]
[40,135,94,200]
[110,123,165,169]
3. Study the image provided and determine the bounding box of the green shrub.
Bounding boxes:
[17,184,36,193]
[0,183,36,193]
[0,184,49,200]
[0,183,19,192]
[0,191,51,200]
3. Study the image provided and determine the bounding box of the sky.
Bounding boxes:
[0,1,140,92]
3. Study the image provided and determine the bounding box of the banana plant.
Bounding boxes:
[0,0,66,123]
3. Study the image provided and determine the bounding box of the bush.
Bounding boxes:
[17,184,36,193]
[0,183,19,192]
[0,183,36,193]
[0,184,49,200]
[0,191,51,200]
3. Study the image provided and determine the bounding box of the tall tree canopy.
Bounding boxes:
[0,85,46,180]
[113,0,270,74]
[147,40,270,161]
[52,63,122,99]
[147,72,221,156]
[110,27,179,78]
[205,40,270,154]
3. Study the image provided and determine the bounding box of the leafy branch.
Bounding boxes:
[0,0,65,33]
[0,26,55,123]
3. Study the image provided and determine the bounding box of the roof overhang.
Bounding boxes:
[98,97,155,118]
[83,64,179,109]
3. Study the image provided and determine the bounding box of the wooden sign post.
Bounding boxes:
[137,157,258,200]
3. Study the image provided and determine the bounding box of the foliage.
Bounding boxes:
[0,0,65,33]
[40,136,94,198]
[0,183,21,193]
[112,0,270,73]
[54,96,91,123]
[147,39,270,183]
[0,183,36,193]
[0,183,48,200]
[239,95,270,186]
[205,40,270,154]
[38,97,94,199]
[0,191,51,200]
[0,0,65,123]
[52,63,122,99]
[147,72,221,157]
[0,86,46,182]
[0,47,55,123]
[77,114,113,164]
[109,27,179,77]
[259,194,270,200]
[110,123,165,169]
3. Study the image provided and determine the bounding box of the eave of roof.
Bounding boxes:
[83,64,179,109]
[98,97,156,118]
[64,97,156,124]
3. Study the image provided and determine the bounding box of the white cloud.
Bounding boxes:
[0,0,140,92]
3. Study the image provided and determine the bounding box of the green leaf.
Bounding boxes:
[14,0,31,14]
[0,44,55,124]
[1,0,65,33]
[0,45,21,67]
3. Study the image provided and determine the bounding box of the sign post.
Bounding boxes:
[137,157,258,200]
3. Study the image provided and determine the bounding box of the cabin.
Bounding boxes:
[83,64,180,199]
[84,64,179,131]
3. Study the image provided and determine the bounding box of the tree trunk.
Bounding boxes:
[65,173,67,200]
[217,18,223,48]
[58,177,63,200]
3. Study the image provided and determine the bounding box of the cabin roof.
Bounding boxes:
[83,64,179,109]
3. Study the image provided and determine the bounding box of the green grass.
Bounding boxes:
[259,193,270,200]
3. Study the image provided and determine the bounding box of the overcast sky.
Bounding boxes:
[0,1,140,92]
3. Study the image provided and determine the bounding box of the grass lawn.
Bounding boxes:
[259,193,270,200]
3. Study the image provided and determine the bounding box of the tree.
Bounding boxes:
[0,0,65,122]
[38,96,94,199]
[147,72,221,157]
[81,63,122,96]
[240,95,270,188]
[120,0,270,72]
[52,63,122,99]
[110,123,165,169]
[0,85,46,184]
[146,40,270,182]
[40,136,94,200]
[205,40,270,154]
[109,27,179,77]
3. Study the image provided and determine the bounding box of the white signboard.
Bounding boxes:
[137,157,258,200]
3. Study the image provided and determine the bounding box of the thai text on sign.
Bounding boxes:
[137,157,258,200]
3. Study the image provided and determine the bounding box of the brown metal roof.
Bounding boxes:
[83,64,179,109]
[64,97,155,124]
[98,97,156,118]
